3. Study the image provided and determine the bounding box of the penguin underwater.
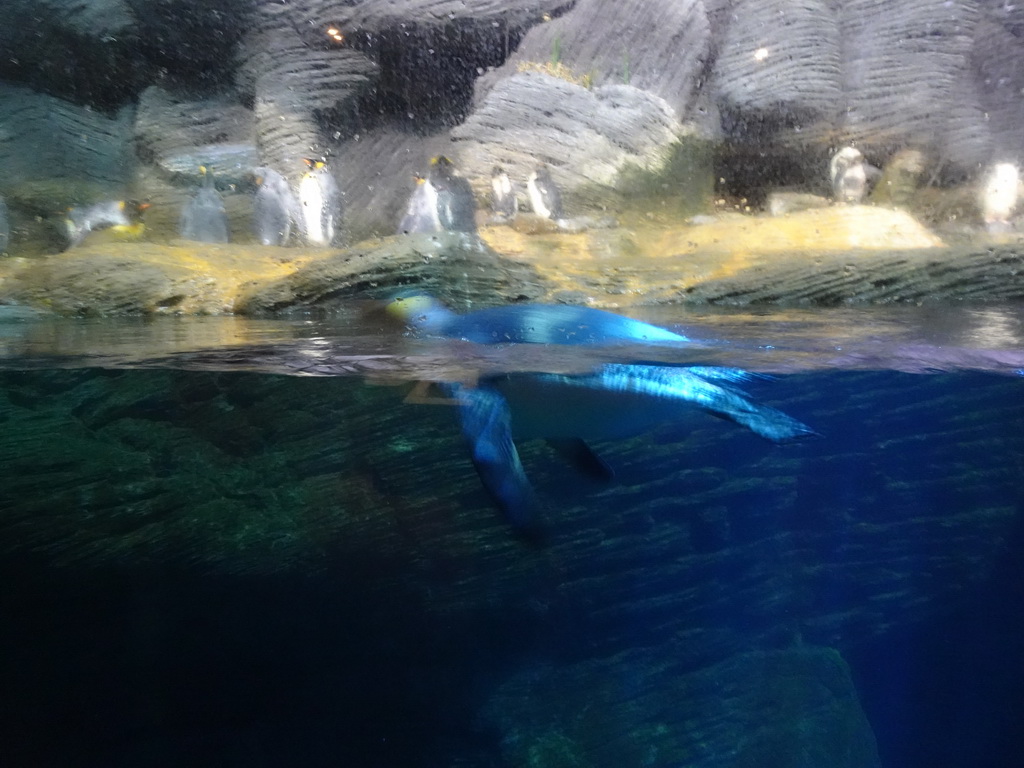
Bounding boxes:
[179,165,229,243]
[387,295,817,538]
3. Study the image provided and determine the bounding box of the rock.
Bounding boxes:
[290,0,572,34]
[868,149,927,208]
[841,0,978,160]
[452,72,688,209]
[130,86,261,241]
[0,243,323,315]
[712,0,841,144]
[767,191,831,216]
[484,646,880,768]
[134,87,257,184]
[323,129,455,240]
[0,0,145,107]
[0,83,135,194]
[236,21,378,185]
[238,232,548,314]
[970,17,1024,164]
[473,0,712,118]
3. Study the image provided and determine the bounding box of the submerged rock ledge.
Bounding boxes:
[0,208,1021,315]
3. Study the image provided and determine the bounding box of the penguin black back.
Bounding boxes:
[428,155,477,233]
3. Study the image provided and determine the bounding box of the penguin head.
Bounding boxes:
[303,157,327,170]
[829,147,864,182]
[429,156,456,179]
[383,291,455,332]
[123,200,151,223]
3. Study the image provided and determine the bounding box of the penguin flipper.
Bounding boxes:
[545,438,615,482]
[452,385,543,539]
[598,364,818,444]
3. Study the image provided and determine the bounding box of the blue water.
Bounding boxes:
[1,304,1023,768]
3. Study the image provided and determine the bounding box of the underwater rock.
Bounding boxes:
[484,646,880,768]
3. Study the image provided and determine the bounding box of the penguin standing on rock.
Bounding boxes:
[979,162,1020,233]
[252,167,301,246]
[428,155,477,233]
[63,200,149,249]
[299,157,344,246]
[829,147,873,204]
[180,165,229,243]
[398,172,441,234]
[490,166,518,218]
[527,165,564,220]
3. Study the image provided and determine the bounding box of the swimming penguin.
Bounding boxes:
[979,162,1020,233]
[448,361,814,538]
[388,295,815,537]
[385,293,689,345]
[527,164,564,220]
[0,195,9,254]
[427,155,477,233]
[253,167,301,246]
[398,173,442,234]
[179,165,229,243]
[829,147,875,204]
[63,200,149,249]
[298,157,344,246]
[490,166,518,218]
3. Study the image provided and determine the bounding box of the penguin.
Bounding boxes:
[63,200,149,249]
[179,165,229,243]
[490,165,518,218]
[397,173,442,234]
[979,162,1020,233]
[385,293,690,345]
[252,167,301,246]
[387,294,816,537]
[298,157,344,246]
[829,147,871,204]
[427,155,477,233]
[452,365,816,536]
[527,164,564,219]
[0,195,9,254]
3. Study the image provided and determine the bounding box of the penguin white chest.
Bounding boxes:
[527,174,551,219]
[299,173,329,244]
[980,163,1020,224]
